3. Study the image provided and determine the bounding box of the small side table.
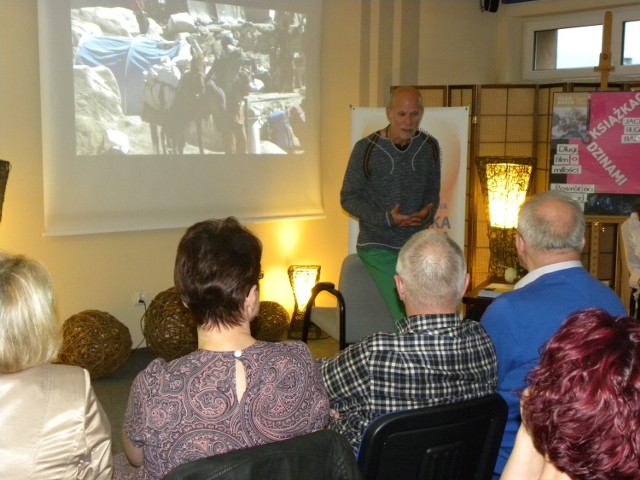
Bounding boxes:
[462,277,509,321]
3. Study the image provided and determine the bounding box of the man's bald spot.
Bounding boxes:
[537,198,578,239]
[388,86,424,110]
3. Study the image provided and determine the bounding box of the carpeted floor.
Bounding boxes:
[92,338,339,455]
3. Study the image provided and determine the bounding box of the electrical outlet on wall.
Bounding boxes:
[133,291,147,306]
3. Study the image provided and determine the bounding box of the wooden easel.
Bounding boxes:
[594,11,614,90]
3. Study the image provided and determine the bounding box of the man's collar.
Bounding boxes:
[396,312,460,333]
[514,260,583,289]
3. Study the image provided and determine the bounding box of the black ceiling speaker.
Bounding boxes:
[480,0,500,12]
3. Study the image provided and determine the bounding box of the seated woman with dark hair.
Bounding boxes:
[121,217,330,479]
[501,308,640,480]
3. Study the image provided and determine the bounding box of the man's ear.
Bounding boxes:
[394,274,405,302]
[516,232,525,255]
[461,273,470,297]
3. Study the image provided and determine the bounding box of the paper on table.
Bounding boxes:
[478,283,514,298]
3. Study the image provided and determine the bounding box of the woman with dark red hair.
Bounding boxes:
[502,308,640,480]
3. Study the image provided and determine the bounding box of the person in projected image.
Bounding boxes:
[501,308,640,480]
[340,86,442,326]
[0,252,112,479]
[118,217,329,479]
[207,31,251,154]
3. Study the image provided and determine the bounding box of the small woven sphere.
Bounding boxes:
[58,310,132,379]
[144,287,197,361]
[251,301,290,342]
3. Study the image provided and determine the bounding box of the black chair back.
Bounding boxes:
[357,394,507,480]
[163,429,362,480]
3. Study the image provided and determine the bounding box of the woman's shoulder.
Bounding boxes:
[27,363,89,385]
[133,355,172,381]
[254,339,311,353]
[250,340,314,360]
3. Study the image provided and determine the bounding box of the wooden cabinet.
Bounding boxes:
[583,216,627,300]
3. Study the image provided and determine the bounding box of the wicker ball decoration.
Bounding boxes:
[58,310,132,379]
[144,287,197,361]
[251,301,290,342]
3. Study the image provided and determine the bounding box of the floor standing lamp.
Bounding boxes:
[475,156,535,278]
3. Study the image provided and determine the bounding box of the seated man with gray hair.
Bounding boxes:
[320,229,498,453]
[481,190,627,478]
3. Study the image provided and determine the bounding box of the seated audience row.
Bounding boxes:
[5,191,633,479]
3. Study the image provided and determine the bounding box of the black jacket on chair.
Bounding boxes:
[162,429,362,480]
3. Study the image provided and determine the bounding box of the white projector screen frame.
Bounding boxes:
[38,0,323,236]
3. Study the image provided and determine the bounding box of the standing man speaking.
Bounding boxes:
[341,86,442,324]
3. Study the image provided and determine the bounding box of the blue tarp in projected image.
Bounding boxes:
[75,36,183,115]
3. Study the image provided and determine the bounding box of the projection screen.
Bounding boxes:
[38,0,323,235]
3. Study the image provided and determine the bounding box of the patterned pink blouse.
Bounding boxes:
[124,341,329,479]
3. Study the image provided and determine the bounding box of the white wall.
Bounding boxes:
[418,0,503,85]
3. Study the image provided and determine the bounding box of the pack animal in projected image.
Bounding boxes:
[142,57,180,154]
[142,50,226,155]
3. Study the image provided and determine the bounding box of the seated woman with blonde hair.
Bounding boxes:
[0,252,112,479]
[501,308,640,480]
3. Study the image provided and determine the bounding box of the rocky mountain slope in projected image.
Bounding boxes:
[71,3,307,156]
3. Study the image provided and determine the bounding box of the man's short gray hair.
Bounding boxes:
[396,230,466,307]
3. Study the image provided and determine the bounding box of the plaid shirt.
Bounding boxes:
[320,313,497,453]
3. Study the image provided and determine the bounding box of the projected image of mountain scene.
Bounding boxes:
[71,0,309,156]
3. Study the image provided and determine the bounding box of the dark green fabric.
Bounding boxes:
[357,247,405,324]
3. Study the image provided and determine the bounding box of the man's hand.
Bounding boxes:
[390,203,434,228]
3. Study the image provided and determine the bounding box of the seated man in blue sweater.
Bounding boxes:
[481,190,627,479]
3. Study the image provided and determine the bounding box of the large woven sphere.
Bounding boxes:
[58,310,132,379]
[144,287,197,360]
[251,301,290,342]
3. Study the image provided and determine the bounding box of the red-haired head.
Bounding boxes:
[522,308,640,480]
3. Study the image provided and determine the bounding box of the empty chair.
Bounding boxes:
[356,394,508,480]
[302,254,393,350]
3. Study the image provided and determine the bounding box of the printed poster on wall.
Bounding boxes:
[549,91,640,216]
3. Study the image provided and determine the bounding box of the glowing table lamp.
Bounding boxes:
[287,265,321,338]
[475,157,535,278]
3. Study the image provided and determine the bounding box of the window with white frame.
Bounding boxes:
[523,7,640,81]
